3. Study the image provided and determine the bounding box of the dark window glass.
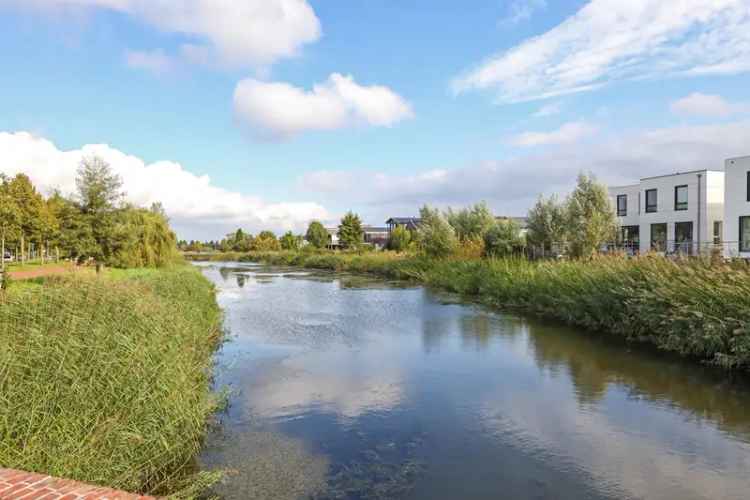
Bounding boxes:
[645,189,657,213]
[675,185,688,211]
[616,195,627,216]
[675,221,693,254]
[651,223,667,251]
[741,217,750,252]
[747,172,750,202]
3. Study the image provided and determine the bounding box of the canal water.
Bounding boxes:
[197,262,750,500]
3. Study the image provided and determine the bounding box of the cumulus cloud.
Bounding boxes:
[670,92,750,117]
[453,0,750,102]
[298,120,750,220]
[508,121,598,147]
[0,131,328,240]
[233,73,414,139]
[6,0,321,68]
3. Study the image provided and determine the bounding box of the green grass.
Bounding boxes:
[0,265,223,497]
[237,251,750,370]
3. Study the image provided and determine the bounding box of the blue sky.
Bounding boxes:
[1,0,749,239]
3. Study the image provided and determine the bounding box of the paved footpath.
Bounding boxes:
[0,468,155,500]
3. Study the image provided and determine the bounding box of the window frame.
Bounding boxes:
[741,216,750,253]
[645,189,658,213]
[674,184,688,211]
[713,221,723,245]
[650,223,667,251]
[616,194,627,217]
[746,172,750,202]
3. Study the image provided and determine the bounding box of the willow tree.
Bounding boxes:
[565,173,618,258]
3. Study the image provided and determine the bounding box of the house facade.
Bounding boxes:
[609,170,725,255]
[724,156,750,258]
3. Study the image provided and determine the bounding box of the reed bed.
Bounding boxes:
[0,266,223,497]
[239,251,750,369]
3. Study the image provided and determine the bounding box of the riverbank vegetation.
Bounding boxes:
[0,265,223,497]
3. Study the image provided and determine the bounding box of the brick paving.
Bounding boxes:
[0,468,155,500]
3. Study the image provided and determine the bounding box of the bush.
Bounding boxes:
[0,266,223,496]
[484,220,524,257]
[416,205,458,258]
[387,225,412,252]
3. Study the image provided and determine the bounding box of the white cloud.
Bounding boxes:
[125,49,173,75]
[670,92,750,117]
[509,121,598,147]
[7,0,321,68]
[298,120,750,220]
[453,0,750,102]
[233,73,414,140]
[532,101,562,117]
[499,0,547,26]
[0,131,328,240]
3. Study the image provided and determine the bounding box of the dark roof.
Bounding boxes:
[496,216,529,228]
[386,217,422,225]
[363,226,389,233]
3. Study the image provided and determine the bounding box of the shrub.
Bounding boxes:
[416,205,458,258]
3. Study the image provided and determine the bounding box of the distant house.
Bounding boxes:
[496,216,529,236]
[325,227,340,248]
[363,226,389,248]
[386,217,422,234]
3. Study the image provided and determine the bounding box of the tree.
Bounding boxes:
[0,181,21,270]
[110,207,178,268]
[280,231,302,251]
[305,221,329,249]
[445,202,496,242]
[7,174,44,263]
[252,230,281,251]
[76,156,124,268]
[416,205,458,258]
[565,173,618,258]
[484,220,524,257]
[338,211,363,249]
[526,194,567,253]
[388,224,412,252]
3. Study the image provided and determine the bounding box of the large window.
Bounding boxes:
[741,217,750,252]
[674,221,693,254]
[651,223,667,251]
[616,195,627,216]
[747,172,750,202]
[645,189,657,213]
[674,185,688,211]
[714,221,723,245]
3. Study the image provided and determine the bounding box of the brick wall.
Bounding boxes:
[0,468,155,500]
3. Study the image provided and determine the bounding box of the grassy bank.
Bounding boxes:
[0,265,223,497]
[200,250,750,370]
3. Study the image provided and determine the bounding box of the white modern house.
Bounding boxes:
[724,156,750,258]
[609,170,725,255]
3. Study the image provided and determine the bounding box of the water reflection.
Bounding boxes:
[199,263,750,500]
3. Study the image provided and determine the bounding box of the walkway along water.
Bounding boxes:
[197,262,750,500]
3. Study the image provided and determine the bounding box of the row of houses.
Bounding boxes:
[324,216,529,249]
[609,155,750,257]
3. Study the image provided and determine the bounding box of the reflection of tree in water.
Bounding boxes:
[236,274,247,288]
[459,314,526,351]
[526,321,750,435]
[219,266,232,281]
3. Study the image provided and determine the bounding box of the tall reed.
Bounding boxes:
[0,266,223,497]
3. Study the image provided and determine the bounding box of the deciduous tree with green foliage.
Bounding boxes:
[280,231,302,251]
[0,177,21,270]
[338,211,363,249]
[388,225,412,252]
[484,219,525,257]
[305,220,329,249]
[445,201,496,242]
[416,205,458,258]
[526,194,568,253]
[253,230,281,251]
[565,173,618,258]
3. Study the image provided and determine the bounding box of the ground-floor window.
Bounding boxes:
[741,217,750,252]
[651,223,667,252]
[674,221,693,254]
[619,225,639,252]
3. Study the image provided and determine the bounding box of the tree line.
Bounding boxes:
[181,173,617,260]
[0,156,178,270]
